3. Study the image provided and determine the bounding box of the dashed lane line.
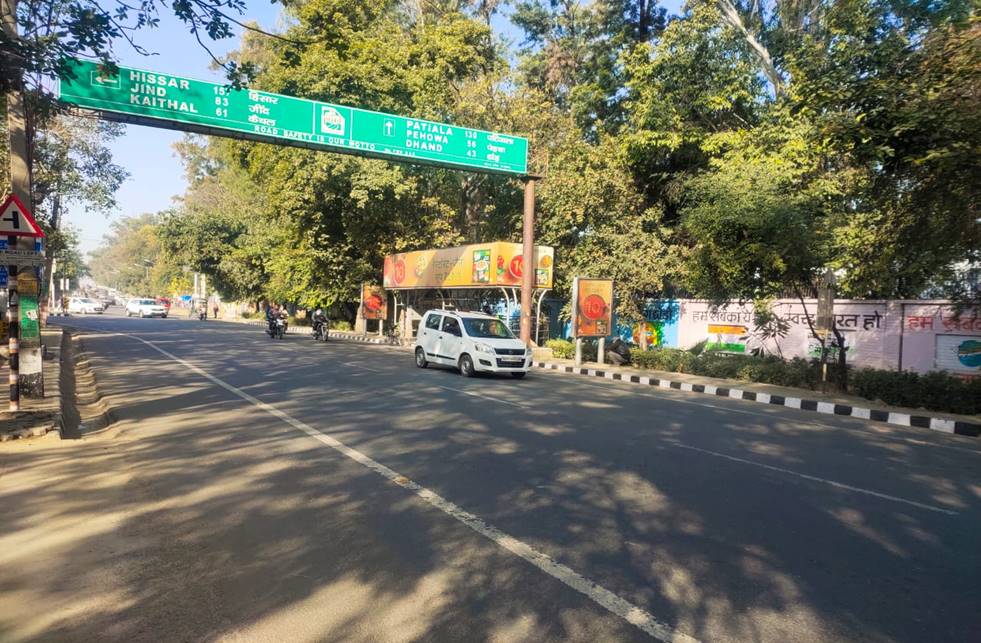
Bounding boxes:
[671,443,958,516]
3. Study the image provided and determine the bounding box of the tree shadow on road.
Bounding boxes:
[2,325,979,642]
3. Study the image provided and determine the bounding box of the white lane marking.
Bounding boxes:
[113,332,694,642]
[340,361,383,373]
[672,443,958,516]
[430,383,529,408]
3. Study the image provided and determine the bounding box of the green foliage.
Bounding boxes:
[622,348,975,415]
[88,213,180,297]
[330,320,354,332]
[679,115,835,303]
[850,369,981,415]
[629,348,821,388]
[4,0,254,97]
[545,338,575,359]
[82,0,979,330]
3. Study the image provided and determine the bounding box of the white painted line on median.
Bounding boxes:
[672,443,958,516]
[119,332,695,642]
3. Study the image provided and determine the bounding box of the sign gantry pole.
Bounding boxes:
[519,177,538,346]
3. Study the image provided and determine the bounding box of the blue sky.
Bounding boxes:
[66,2,682,255]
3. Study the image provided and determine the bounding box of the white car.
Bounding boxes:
[126,298,168,318]
[414,310,531,378]
[67,297,104,314]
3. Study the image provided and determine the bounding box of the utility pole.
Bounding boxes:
[4,0,43,407]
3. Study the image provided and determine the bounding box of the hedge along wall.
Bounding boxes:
[613,300,981,377]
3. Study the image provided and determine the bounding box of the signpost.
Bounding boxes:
[571,277,614,366]
[58,59,529,176]
[0,194,45,409]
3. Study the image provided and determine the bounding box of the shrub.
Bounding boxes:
[850,368,981,415]
[330,320,353,332]
[630,347,695,372]
[546,338,575,359]
[697,353,747,379]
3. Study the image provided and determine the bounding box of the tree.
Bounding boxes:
[511,0,667,136]
[88,213,177,296]
[1,0,274,97]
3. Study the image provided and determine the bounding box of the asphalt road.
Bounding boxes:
[3,311,980,642]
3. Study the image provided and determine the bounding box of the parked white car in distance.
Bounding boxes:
[126,298,168,318]
[67,297,104,314]
[414,310,531,378]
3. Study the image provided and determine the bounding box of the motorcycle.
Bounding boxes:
[267,316,287,339]
[312,319,329,342]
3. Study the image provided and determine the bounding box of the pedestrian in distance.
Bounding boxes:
[213,302,219,319]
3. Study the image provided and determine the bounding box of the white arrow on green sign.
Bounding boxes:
[57,59,529,176]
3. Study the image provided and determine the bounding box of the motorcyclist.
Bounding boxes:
[311,307,328,338]
[265,304,278,334]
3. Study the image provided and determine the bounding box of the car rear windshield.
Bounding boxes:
[462,318,513,338]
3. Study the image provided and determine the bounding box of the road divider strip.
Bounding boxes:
[116,331,698,643]
[533,361,981,438]
[238,320,404,346]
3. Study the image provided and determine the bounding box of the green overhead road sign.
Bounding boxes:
[57,59,529,175]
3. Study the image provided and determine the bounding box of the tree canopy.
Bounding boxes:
[84,0,979,315]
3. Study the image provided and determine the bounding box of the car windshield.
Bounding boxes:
[80,298,97,304]
[139,299,156,305]
[462,318,514,339]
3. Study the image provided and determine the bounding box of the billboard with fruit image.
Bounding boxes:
[361,284,387,320]
[572,277,614,337]
[383,242,554,289]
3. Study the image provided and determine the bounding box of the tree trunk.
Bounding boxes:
[715,0,784,96]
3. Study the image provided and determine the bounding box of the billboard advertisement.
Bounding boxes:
[383,242,554,290]
[361,284,387,320]
[572,277,613,337]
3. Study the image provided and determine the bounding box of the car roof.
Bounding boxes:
[425,310,496,319]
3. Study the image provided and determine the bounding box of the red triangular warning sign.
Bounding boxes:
[0,194,44,237]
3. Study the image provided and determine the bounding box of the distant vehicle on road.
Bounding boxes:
[267,316,286,339]
[126,298,168,318]
[414,310,530,378]
[156,297,172,311]
[67,297,104,315]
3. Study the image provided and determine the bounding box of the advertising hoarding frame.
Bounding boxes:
[361,284,388,321]
[571,277,614,338]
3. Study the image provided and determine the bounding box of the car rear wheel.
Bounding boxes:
[459,354,475,378]
[415,347,428,368]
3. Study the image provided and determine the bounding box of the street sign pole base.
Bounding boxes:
[19,369,43,399]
